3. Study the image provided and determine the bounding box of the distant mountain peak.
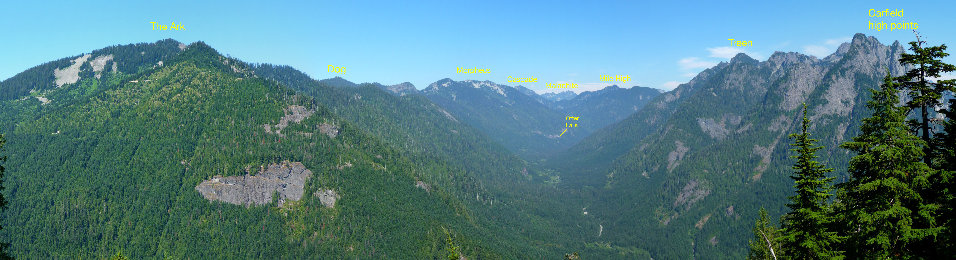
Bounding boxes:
[852,33,882,46]
[431,78,455,88]
[540,90,577,102]
[851,32,868,42]
[551,32,910,257]
[187,40,211,48]
[769,51,813,65]
[319,76,357,88]
[890,40,903,48]
[426,78,509,97]
[823,33,891,62]
[157,38,184,46]
[391,82,414,89]
[381,82,418,96]
[181,41,219,57]
[729,53,757,64]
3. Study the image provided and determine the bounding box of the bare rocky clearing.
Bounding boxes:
[264,105,314,136]
[314,189,340,208]
[54,54,91,87]
[195,161,313,206]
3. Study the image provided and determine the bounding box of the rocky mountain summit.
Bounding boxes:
[382,82,418,96]
[550,33,910,258]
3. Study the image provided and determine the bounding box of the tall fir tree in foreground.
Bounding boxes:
[747,208,781,260]
[779,104,841,259]
[894,32,956,163]
[893,32,955,257]
[837,73,939,258]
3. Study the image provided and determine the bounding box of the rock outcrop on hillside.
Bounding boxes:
[196,161,313,206]
[264,105,314,136]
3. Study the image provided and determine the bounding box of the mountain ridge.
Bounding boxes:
[0,39,590,258]
[550,32,909,258]
[0,33,926,259]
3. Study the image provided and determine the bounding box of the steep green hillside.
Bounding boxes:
[0,41,554,258]
[554,34,909,259]
[0,33,921,259]
[251,64,644,258]
[0,39,185,102]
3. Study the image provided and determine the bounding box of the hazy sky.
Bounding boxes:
[2,0,954,93]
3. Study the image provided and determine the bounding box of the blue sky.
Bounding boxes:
[2,0,954,93]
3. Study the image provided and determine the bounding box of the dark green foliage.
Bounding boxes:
[109,251,129,260]
[0,134,8,260]
[564,251,580,259]
[554,34,904,259]
[743,35,955,259]
[565,52,798,259]
[894,35,956,162]
[933,98,956,256]
[0,39,183,101]
[0,58,69,101]
[938,98,956,170]
[837,73,940,258]
[0,42,528,259]
[895,36,956,257]
[442,227,460,260]
[747,208,780,260]
[250,64,628,258]
[0,40,634,259]
[4,33,954,259]
[318,76,358,88]
[779,104,841,259]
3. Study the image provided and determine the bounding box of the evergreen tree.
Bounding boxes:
[109,251,129,260]
[893,32,955,257]
[894,32,956,164]
[928,97,956,257]
[748,208,781,260]
[442,226,460,260]
[0,134,8,260]
[837,73,941,258]
[779,104,841,259]
[938,99,956,171]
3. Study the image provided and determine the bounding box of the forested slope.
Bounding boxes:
[0,40,559,258]
[553,34,910,259]
[252,64,648,258]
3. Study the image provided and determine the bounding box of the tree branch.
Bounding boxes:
[758,229,778,260]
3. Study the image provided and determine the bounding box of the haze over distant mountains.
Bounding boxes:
[0,33,925,259]
[308,75,662,159]
[548,33,909,257]
[541,90,577,102]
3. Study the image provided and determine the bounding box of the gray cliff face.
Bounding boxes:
[195,161,313,206]
[384,82,418,96]
[555,33,911,258]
